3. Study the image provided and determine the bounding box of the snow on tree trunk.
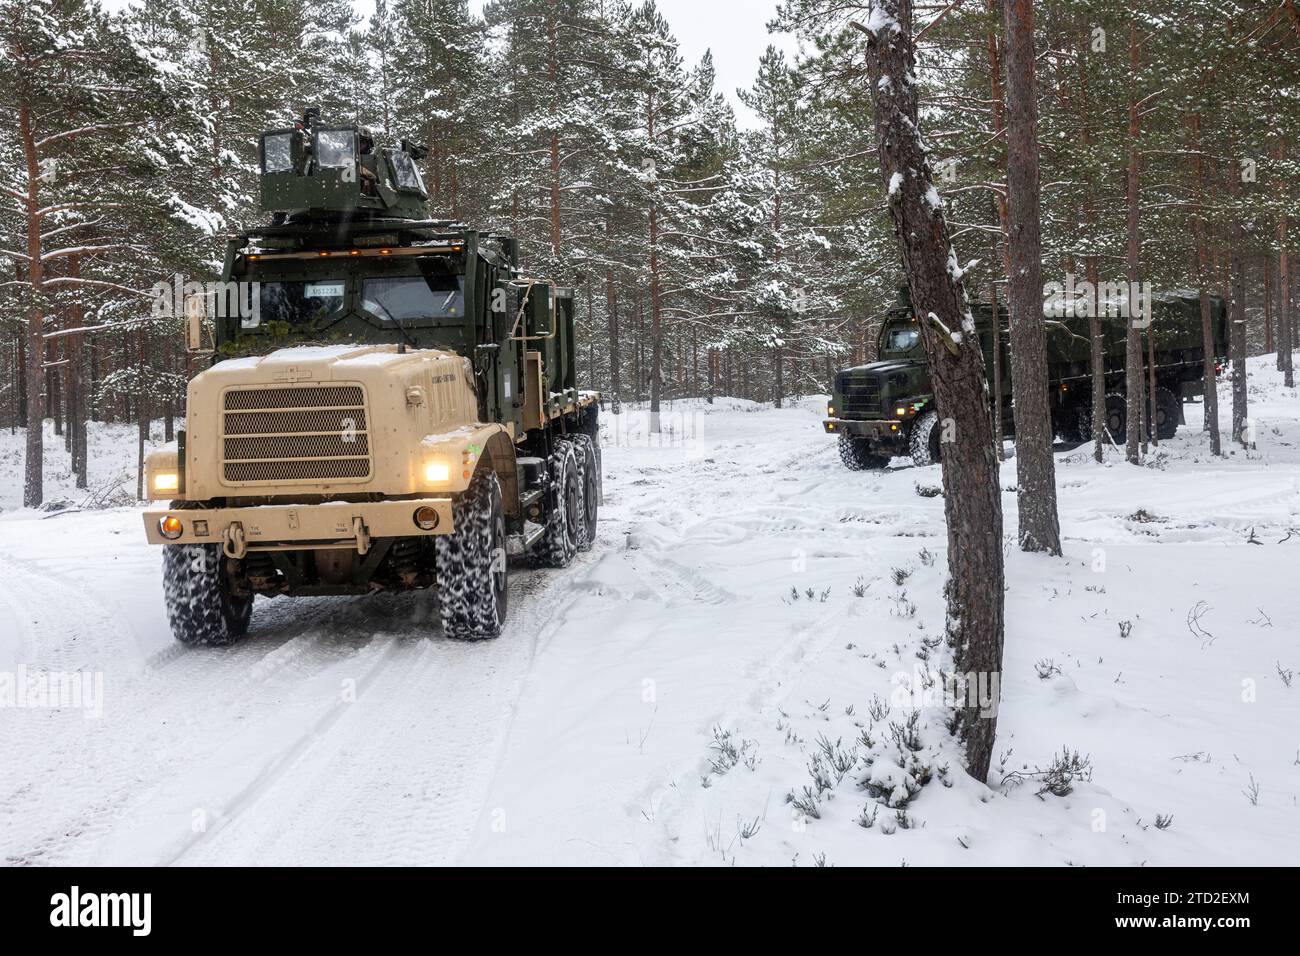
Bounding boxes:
[859,0,1006,782]
[1001,0,1060,555]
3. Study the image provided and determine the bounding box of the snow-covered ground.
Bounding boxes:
[1,356,1298,866]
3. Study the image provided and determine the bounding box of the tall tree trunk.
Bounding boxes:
[1190,113,1221,455]
[649,202,662,429]
[20,103,45,508]
[1124,24,1145,464]
[1074,11,1106,458]
[1227,144,1249,446]
[985,6,1009,462]
[1278,140,1294,387]
[1002,0,1061,554]
[1146,326,1158,447]
[989,278,1004,457]
[67,321,87,489]
[773,346,783,408]
[606,266,621,414]
[861,0,1005,782]
[1264,256,1274,355]
[648,86,663,431]
[634,289,644,403]
[547,0,562,262]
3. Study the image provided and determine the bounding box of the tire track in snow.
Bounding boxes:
[178,558,603,866]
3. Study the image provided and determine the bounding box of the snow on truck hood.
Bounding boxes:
[208,345,461,375]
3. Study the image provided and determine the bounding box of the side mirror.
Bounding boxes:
[184,294,213,354]
[401,139,428,161]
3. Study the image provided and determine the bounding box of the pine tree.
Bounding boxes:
[1,0,175,506]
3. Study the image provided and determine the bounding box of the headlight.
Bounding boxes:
[424,460,450,483]
[152,472,179,493]
[895,407,907,417]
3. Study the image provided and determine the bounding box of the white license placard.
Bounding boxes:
[305,281,344,298]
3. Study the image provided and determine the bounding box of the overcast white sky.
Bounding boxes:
[104,0,791,128]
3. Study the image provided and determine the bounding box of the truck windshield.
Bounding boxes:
[254,279,347,329]
[883,325,920,353]
[361,275,464,325]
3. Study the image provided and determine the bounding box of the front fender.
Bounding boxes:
[420,424,518,506]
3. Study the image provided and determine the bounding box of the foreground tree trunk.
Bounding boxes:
[1002,0,1061,555]
[860,0,1005,782]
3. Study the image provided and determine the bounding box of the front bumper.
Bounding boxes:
[143,497,456,558]
[823,418,907,440]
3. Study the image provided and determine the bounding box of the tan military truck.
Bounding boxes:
[142,112,600,644]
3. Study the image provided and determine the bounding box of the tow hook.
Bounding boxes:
[223,522,247,559]
[352,516,372,556]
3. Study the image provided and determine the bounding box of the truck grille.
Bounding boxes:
[221,384,371,485]
[839,374,881,417]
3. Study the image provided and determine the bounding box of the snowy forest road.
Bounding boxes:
[0,399,830,866]
[3,367,1300,866]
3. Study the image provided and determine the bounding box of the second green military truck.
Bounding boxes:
[826,287,1228,469]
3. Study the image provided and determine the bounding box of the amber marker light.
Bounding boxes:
[159,515,183,540]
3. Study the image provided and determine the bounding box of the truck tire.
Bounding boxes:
[1153,386,1179,440]
[1071,401,1094,442]
[531,440,580,568]
[570,433,599,551]
[1103,392,1127,444]
[838,433,888,470]
[909,410,942,466]
[162,543,253,646]
[436,470,508,640]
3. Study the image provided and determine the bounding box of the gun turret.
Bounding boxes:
[258,107,430,222]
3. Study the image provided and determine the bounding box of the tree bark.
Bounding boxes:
[20,103,45,508]
[989,277,1004,456]
[646,82,664,430]
[1227,143,1249,446]
[1001,0,1061,554]
[1278,140,1294,387]
[1124,24,1145,464]
[547,0,562,262]
[606,265,621,414]
[68,255,88,488]
[860,0,1005,782]
[1264,256,1274,356]
[1189,113,1221,455]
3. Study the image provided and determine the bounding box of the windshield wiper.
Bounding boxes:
[364,299,418,348]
